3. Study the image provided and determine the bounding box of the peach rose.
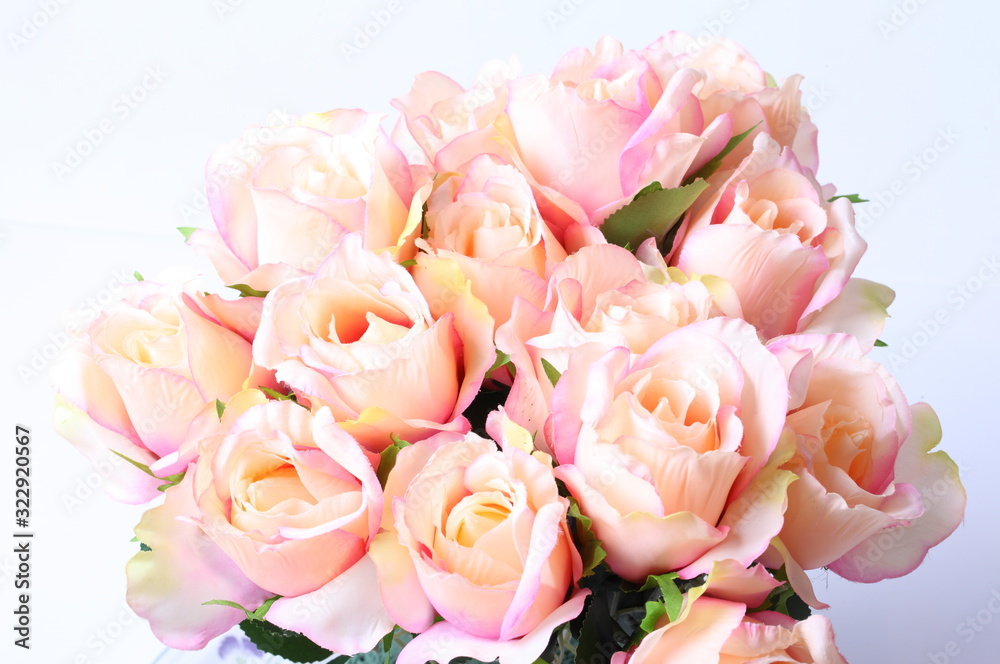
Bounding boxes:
[126,399,391,653]
[494,243,739,446]
[369,425,588,664]
[425,34,817,241]
[392,58,517,164]
[188,109,428,292]
[253,233,495,453]
[649,32,820,172]
[551,318,795,583]
[672,134,866,339]
[416,154,567,328]
[52,273,266,503]
[767,334,966,581]
[614,596,846,664]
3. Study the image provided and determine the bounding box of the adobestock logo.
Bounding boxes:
[927,589,1000,663]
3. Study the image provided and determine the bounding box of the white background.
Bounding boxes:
[1,0,998,663]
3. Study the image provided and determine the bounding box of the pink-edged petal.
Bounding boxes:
[52,395,162,503]
[126,472,271,649]
[51,346,138,439]
[790,614,849,664]
[829,403,966,582]
[797,278,895,352]
[679,467,796,578]
[369,530,437,633]
[198,293,266,344]
[96,356,208,458]
[779,470,902,570]
[251,187,348,270]
[803,198,867,318]
[206,515,366,598]
[186,228,253,286]
[703,559,782,608]
[396,589,589,664]
[631,596,745,664]
[763,538,829,610]
[500,502,572,639]
[677,225,829,339]
[179,303,254,401]
[267,554,393,655]
[641,317,788,495]
[558,464,726,582]
[411,256,496,415]
[507,75,644,218]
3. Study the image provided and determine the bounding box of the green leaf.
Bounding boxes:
[633,181,663,198]
[259,387,296,401]
[249,596,281,621]
[399,259,417,268]
[378,435,412,488]
[133,271,144,282]
[574,593,618,664]
[489,350,513,375]
[204,599,253,614]
[240,619,333,663]
[228,283,270,298]
[874,339,888,347]
[111,450,155,476]
[381,626,396,664]
[139,542,151,552]
[156,472,185,492]
[828,193,869,204]
[600,179,710,250]
[567,497,607,577]
[206,595,284,622]
[540,358,562,387]
[215,399,226,418]
[638,600,667,634]
[112,450,182,490]
[749,567,812,620]
[640,572,684,623]
[177,227,197,240]
[687,122,761,183]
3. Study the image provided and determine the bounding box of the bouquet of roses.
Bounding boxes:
[52,32,966,664]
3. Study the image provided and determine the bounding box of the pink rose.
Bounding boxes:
[500,37,731,226]
[614,596,846,664]
[767,334,966,581]
[126,400,391,653]
[650,32,820,172]
[188,109,428,292]
[370,426,588,664]
[673,134,866,339]
[253,233,495,452]
[52,274,266,503]
[431,34,817,235]
[494,243,740,445]
[392,59,516,163]
[551,318,794,583]
[416,153,567,328]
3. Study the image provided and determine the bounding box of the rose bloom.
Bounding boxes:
[370,422,588,664]
[412,34,817,243]
[392,58,517,164]
[253,232,495,453]
[670,134,867,340]
[126,399,391,654]
[613,596,846,664]
[52,273,267,503]
[188,108,428,292]
[551,317,794,583]
[416,153,567,328]
[767,333,966,582]
[494,243,739,446]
